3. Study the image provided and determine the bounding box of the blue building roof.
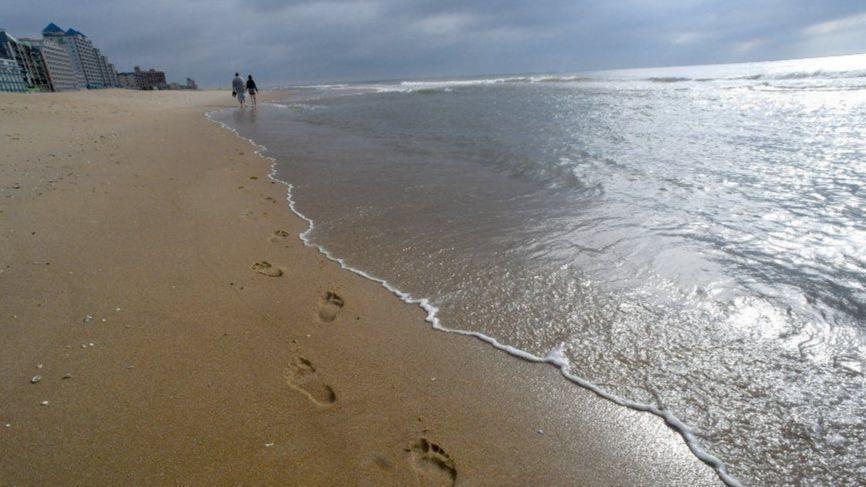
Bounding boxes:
[65,28,86,37]
[43,23,65,35]
[0,30,17,43]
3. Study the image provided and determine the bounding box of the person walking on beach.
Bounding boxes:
[246,75,258,106]
[232,72,246,108]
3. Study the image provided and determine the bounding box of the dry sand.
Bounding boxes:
[0,89,722,486]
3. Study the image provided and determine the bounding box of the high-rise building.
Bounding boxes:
[22,37,78,91]
[0,24,119,92]
[133,65,167,90]
[0,30,28,84]
[106,62,119,87]
[96,50,108,86]
[3,28,86,92]
[117,71,139,89]
[1,30,33,89]
[96,52,118,88]
[42,23,118,89]
[0,30,54,92]
[17,39,53,92]
[42,23,86,88]
[0,57,27,93]
[64,28,103,88]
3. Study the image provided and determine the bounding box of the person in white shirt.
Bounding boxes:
[232,73,246,108]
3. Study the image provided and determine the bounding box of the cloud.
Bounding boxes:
[795,11,866,59]
[414,13,477,36]
[671,32,702,46]
[732,38,764,54]
[803,11,866,36]
[2,0,866,86]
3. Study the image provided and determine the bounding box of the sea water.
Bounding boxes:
[215,53,866,486]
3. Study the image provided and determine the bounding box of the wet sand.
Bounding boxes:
[0,89,721,486]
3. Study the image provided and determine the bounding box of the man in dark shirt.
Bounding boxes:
[246,75,259,106]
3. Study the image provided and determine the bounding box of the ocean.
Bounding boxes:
[212,53,866,486]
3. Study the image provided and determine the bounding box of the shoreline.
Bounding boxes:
[207,103,739,487]
[1,89,722,485]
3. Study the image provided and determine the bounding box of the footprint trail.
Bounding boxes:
[406,438,457,487]
[285,357,337,406]
[318,291,344,322]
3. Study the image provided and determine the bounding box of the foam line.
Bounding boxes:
[204,107,743,487]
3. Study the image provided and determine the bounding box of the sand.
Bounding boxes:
[0,89,722,486]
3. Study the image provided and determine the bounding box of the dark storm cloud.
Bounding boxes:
[2,0,865,87]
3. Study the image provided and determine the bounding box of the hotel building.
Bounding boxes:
[63,28,104,88]
[0,57,27,92]
[22,37,78,91]
[106,61,120,87]
[133,66,167,90]
[42,23,86,88]
[117,71,139,89]
[96,52,119,88]
[42,23,119,89]
[0,30,45,91]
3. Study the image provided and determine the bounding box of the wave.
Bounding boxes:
[733,69,866,80]
[532,75,593,83]
[292,54,866,95]
[646,76,692,83]
[266,102,327,111]
[301,69,866,95]
[204,107,742,487]
[294,75,597,94]
[642,69,866,83]
[365,75,596,93]
[400,77,525,87]
[305,83,351,89]
[748,83,866,92]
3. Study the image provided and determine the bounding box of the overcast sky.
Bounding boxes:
[2,0,866,87]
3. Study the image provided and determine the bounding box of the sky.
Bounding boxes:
[2,0,866,87]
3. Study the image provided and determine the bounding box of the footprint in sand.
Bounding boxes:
[268,229,290,243]
[318,291,345,322]
[285,357,336,406]
[406,438,457,486]
[252,261,284,277]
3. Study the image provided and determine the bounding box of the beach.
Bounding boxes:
[0,89,721,485]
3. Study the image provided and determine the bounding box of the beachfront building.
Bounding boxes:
[133,66,167,90]
[63,28,104,88]
[17,39,53,92]
[96,50,109,86]
[0,57,27,92]
[117,71,139,89]
[21,38,78,91]
[106,61,120,88]
[42,23,120,89]
[0,30,28,85]
[0,23,118,92]
[0,30,63,92]
[0,30,48,91]
[41,23,86,88]
[95,51,119,88]
[186,78,197,90]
